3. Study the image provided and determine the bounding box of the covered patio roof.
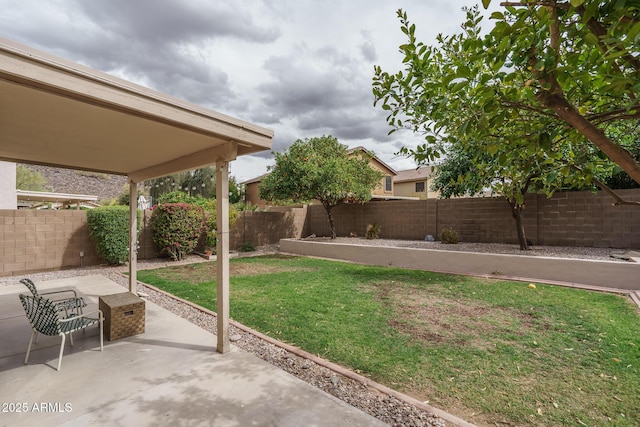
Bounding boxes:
[0,36,273,354]
[0,37,273,182]
[16,189,99,209]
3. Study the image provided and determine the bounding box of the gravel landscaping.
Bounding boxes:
[2,240,636,426]
[304,237,639,262]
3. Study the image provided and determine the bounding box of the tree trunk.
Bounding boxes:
[509,201,529,251]
[539,91,640,186]
[324,205,336,239]
[526,15,640,187]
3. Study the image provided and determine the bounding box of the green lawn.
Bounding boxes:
[137,255,640,426]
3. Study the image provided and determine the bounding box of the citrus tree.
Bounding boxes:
[373,2,640,206]
[260,135,384,239]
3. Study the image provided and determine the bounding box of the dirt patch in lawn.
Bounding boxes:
[374,282,527,349]
[148,258,310,285]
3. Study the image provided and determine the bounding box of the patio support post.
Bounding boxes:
[216,160,230,353]
[128,179,138,295]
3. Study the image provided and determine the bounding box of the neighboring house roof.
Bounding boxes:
[241,173,269,186]
[394,166,436,183]
[348,146,397,175]
[16,189,99,209]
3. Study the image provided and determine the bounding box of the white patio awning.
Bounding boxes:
[0,37,273,354]
[0,37,273,182]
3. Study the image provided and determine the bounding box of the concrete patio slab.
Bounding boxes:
[0,275,387,427]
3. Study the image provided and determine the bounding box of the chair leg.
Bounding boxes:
[98,310,104,351]
[24,329,36,365]
[57,334,66,371]
[69,331,74,347]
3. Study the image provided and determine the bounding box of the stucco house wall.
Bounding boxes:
[0,161,17,209]
[393,166,439,200]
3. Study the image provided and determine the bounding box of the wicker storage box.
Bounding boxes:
[99,292,145,341]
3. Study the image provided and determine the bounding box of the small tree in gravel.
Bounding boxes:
[151,203,205,261]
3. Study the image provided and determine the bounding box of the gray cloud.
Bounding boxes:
[0,0,280,109]
[295,108,394,142]
[252,42,392,143]
[74,0,280,45]
[0,0,480,180]
[359,31,377,62]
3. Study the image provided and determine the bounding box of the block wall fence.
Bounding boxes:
[304,189,640,248]
[1,189,638,277]
[0,205,309,277]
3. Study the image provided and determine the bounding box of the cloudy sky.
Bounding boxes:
[0,0,495,182]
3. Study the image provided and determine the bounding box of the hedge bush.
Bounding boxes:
[86,206,141,265]
[157,191,199,205]
[151,203,205,261]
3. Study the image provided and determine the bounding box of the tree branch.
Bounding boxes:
[575,6,640,76]
[538,91,640,184]
[499,98,557,117]
[526,23,640,186]
[588,107,640,125]
[548,4,561,53]
[568,164,640,206]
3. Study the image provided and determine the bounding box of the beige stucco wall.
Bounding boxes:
[394,180,440,199]
[369,159,394,196]
[244,181,267,207]
[0,161,16,209]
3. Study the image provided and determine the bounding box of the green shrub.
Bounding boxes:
[16,165,47,191]
[204,200,239,249]
[365,223,381,239]
[116,184,131,206]
[441,227,459,244]
[239,242,256,252]
[157,191,198,205]
[151,203,205,261]
[86,206,141,265]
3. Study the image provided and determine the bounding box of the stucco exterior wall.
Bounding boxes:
[0,162,16,209]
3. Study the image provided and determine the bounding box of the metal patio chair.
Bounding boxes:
[20,278,87,315]
[20,278,88,344]
[19,294,103,371]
